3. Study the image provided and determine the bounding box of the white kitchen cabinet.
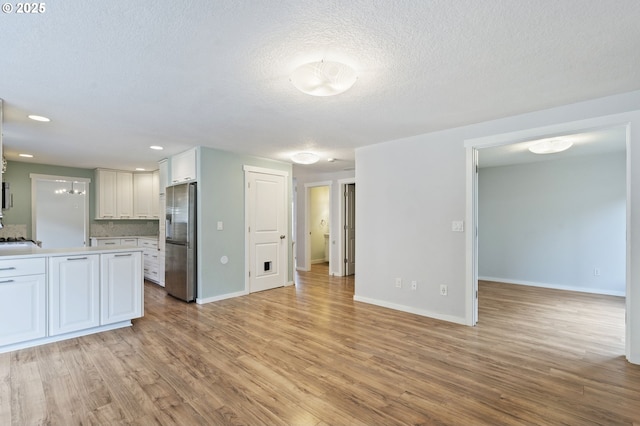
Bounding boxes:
[151,170,160,218]
[96,169,135,219]
[133,172,154,218]
[138,238,161,284]
[120,238,138,246]
[170,148,197,184]
[0,258,46,346]
[157,193,166,287]
[48,255,100,336]
[116,171,133,218]
[96,169,118,218]
[101,252,143,325]
[158,159,168,195]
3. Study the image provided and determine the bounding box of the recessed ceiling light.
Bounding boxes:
[135,168,145,171]
[19,153,34,158]
[28,115,50,122]
[291,152,320,165]
[291,60,357,96]
[150,145,164,150]
[528,138,573,154]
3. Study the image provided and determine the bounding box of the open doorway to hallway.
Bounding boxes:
[308,184,331,274]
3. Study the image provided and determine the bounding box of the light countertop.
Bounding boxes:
[0,246,144,260]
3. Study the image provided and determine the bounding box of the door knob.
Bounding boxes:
[280,235,286,239]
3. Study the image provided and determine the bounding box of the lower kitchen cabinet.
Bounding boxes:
[0,249,144,354]
[49,254,100,336]
[0,271,46,346]
[101,252,143,325]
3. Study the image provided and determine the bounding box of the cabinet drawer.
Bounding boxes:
[98,239,121,247]
[144,264,160,281]
[0,258,46,278]
[120,238,138,246]
[138,239,158,249]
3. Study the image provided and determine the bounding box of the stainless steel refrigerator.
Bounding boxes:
[165,182,197,302]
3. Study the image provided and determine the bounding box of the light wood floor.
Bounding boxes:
[2,265,639,425]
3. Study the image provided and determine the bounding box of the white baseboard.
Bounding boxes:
[478,276,625,297]
[352,295,467,326]
[311,259,328,264]
[296,266,310,272]
[196,290,248,304]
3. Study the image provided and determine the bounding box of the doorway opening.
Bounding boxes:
[466,121,629,356]
[31,174,90,249]
[342,181,356,276]
[306,183,331,274]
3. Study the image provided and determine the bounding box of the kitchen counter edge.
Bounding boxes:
[0,246,144,260]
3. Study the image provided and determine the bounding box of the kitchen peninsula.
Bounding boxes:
[0,245,144,354]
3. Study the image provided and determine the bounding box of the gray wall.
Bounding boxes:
[197,147,293,300]
[478,153,626,295]
[354,90,640,363]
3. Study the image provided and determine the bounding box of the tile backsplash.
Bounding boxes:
[0,224,28,239]
[90,221,159,237]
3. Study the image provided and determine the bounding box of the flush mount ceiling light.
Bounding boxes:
[290,60,357,96]
[149,145,164,150]
[28,114,50,122]
[528,138,573,154]
[291,152,320,165]
[19,153,34,158]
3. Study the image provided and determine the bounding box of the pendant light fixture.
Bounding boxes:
[291,60,357,96]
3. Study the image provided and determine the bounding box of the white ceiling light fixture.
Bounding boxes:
[19,153,34,158]
[528,138,573,154]
[290,60,357,97]
[28,114,50,122]
[291,152,320,165]
[149,145,164,150]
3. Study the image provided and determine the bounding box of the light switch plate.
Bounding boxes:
[217,221,223,230]
[452,221,464,232]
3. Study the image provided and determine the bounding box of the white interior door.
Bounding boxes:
[32,175,89,249]
[246,167,288,293]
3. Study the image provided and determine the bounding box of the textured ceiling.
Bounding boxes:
[1,0,639,172]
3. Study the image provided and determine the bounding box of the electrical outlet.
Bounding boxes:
[411,280,417,290]
[594,268,601,276]
[440,284,448,296]
[395,278,402,288]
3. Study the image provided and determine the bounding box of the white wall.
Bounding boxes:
[478,153,626,295]
[354,89,640,364]
[293,167,355,274]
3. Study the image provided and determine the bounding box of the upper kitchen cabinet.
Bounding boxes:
[170,148,197,184]
[116,171,133,218]
[96,169,159,219]
[158,159,168,195]
[133,172,154,219]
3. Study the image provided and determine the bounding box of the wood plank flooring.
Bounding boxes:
[1,266,639,425]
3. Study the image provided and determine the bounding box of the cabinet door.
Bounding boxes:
[151,170,160,218]
[49,255,100,336]
[133,173,153,218]
[101,252,143,325]
[116,172,133,218]
[96,169,117,218]
[158,159,168,195]
[0,274,46,346]
[170,149,197,184]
